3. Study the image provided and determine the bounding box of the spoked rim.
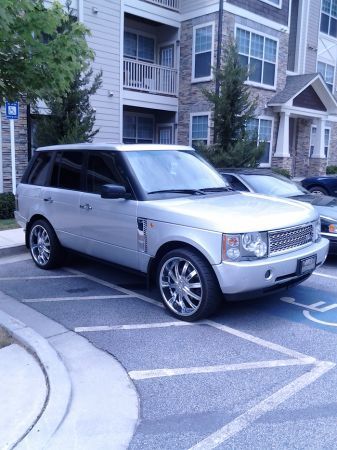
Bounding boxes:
[311,189,325,196]
[30,224,51,266]
[159,257,203,317]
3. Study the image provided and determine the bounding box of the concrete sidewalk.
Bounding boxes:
[0,231,139,449]
[0,228,26,256]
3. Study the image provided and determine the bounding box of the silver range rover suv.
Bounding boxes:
[15,144,329,321]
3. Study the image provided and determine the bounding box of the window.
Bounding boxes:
[236,28,277,87]
[317,61,335,92]
[222,174,249,191]
[320,0,337,37]
[310,126,330,158]
[193,24,214,81]
[124,32,155,62]
[123,114,154,144]
[247,118,273,165]
[51,151,84,191]
[190,114,209,147]
[259,0,281,6]
[27,152,53,186]
[86,152,125,194]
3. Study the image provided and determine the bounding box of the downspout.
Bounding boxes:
[214,0,224,143]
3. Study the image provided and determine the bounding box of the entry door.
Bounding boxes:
[79,151,139,269]
[158,125,173,144]
[160,45,174,67]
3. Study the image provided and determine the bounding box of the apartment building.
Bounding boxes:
[1,0,337,192]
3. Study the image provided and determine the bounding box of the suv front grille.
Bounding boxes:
[268,224,313,255]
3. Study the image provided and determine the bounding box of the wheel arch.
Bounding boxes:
[147,240,216,285]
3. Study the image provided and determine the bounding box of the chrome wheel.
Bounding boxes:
[30,224,51,266]
[159,257,203,317]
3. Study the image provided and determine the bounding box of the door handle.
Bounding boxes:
[80,203,92,210]
[43,197,53,203]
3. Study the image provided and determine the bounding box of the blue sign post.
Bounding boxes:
[5,101,19,194]
[5,101,19,120]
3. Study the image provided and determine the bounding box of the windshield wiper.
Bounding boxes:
[200,186,234,192]
[147,189,206,195]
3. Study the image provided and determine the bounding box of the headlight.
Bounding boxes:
[321,216,337,235]
[242,232,268,257]
[314,218,321,242]
[222,232,268,261]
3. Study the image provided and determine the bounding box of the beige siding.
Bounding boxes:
[181,0,218,16]
[84,0,121,142]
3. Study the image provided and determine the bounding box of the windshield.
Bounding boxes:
[124,150,229,194]
[241,174,308,197]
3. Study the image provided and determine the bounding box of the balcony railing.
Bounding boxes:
[123,59,178,96]
[142,0,180,11]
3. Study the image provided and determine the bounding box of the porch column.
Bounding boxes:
[311,118,326,158]
[274,111,290,157]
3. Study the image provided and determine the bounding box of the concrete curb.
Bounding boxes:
[0,245,27,258]
[0,310,72,449]
[0,289,139,449]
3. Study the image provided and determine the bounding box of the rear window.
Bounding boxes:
[50,151,84,191]
[26,152,53,186]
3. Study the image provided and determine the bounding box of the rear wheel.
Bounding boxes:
[308,185,328,196]
[28,219,63,269]
[157,248,222,321]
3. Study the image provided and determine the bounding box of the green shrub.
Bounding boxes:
[272,167,291,179]
[326,165,337,175]
[0,193,15,220]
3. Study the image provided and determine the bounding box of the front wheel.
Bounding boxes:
[157,248,222,321]
[28,219,63,269]
[308,185,328,196]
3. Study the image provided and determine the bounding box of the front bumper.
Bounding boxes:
[213,238,329,298]
[321,232,337,255]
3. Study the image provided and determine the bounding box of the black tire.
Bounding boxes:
[157,248,222,321]
[308,185,328,196]
[28,219,64,269]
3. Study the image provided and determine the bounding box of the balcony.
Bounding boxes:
[141,0,180,12]
[123,59,178,96]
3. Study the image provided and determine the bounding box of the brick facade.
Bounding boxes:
[1,103,28,193]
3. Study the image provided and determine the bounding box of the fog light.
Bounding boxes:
[265,270,272,280]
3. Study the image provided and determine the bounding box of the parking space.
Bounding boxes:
[0,253,336,449]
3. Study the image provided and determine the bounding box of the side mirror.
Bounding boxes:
[100,184,127,199]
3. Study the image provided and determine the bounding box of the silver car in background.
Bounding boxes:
[15,144,329,321]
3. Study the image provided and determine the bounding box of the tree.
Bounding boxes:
[0,0,94,103]
[200,37,265,168]
[34,67,102,146]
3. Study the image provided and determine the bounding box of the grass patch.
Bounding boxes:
[0,219,20,231]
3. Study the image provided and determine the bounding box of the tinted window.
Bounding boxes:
[50,151,84,191]
[86,152,125,194]
[27,152,53,186]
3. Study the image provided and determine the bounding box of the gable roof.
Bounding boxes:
[268,73,337,114]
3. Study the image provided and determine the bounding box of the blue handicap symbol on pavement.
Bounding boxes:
[256,285,337,333]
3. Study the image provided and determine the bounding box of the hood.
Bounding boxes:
[139,192,317,233]
[289,194,337,220]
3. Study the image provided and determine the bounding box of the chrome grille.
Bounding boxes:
[268,224,313,255]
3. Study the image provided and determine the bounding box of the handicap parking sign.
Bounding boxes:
[5,101,19,120]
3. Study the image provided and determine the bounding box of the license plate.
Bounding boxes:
[298,255,316,275]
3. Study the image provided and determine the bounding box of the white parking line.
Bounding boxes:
[313,271,337,281]
[189,361,335,450]
[75,321,194,333]
[23,294,132,303]
[204,320,316,362]
[129,358,315,380]
[0,254,31,265]
[0,275,82,281]
[65,267,164,308]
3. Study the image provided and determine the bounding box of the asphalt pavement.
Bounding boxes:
[0,243,336,449]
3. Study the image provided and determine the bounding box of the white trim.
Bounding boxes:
[317,59,335,93]
[77,0,84,22]
[120,3,125,143]
[191,21,215,83]
[189,112,211,146]
[259,0,282,9]
[0,108,3,193]
[235,24,279,90]
[124,2,180,28]
[123,90,178,111]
